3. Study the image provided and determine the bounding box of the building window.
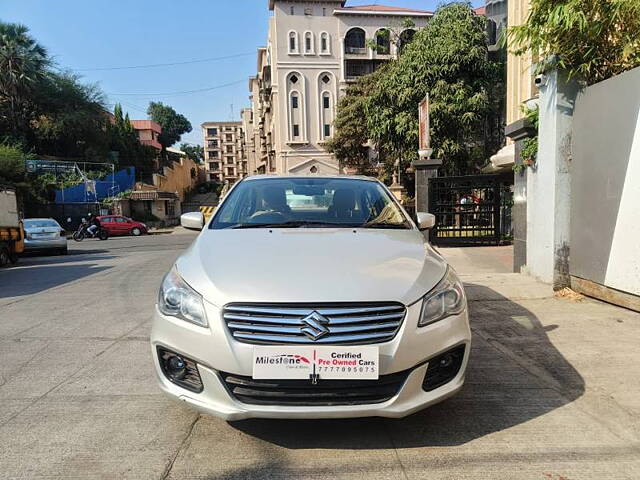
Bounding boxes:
[291,95,299,109]
[226,145,233,153]
[288,31,299,54]
[322,7,326,16]
[304,7,312,16]
[225,134,233,142]
[206,128,217,136]
[304,32,314,54]
[375,29,391,54]
[226,156,234,164]
[293,124,300,138]
[323,95,330,109]
[290,5,294,15]
[345,28,366,54]
[398,29,416,54]
[324,124,331,137]
[208,151,218,159]
[320,32,330,54]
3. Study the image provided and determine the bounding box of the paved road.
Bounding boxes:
[0,235,639,479]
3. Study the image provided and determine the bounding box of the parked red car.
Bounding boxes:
[97,216,148,237]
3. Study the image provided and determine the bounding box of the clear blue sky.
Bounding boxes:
[1,0,483,146]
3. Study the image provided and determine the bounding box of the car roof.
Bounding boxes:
[242,174,379,182]
[24,218,59,222]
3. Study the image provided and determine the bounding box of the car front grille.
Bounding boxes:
[222,303,406,345]
[219,369,411,406]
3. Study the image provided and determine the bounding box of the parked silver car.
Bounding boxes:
[23,218,68,255]
[152,176,471,420]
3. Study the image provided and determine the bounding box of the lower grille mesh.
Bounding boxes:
[220,369,411,406]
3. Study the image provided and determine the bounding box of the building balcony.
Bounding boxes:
[345,46,367,55]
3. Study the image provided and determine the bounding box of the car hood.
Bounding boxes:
[176,228,447,306]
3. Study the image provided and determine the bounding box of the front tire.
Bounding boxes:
[98,230,109,241]
[131,227,142,236]
[73,232,85,242]
[0,247,10,267]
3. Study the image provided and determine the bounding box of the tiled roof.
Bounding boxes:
[474,6,487,15]
[335,4,433,15]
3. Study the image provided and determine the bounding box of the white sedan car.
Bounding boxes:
[151,176,470,420]
[23,218,68,255]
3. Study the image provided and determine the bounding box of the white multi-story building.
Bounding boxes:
[247,0,432,175]
[202,121,247,184]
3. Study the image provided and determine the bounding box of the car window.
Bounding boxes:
[115,217,128,223]
[24,219,60,228]
[211,178,410,230]
[101,217,113,223]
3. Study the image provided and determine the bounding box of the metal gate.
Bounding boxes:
[428,174,512,246]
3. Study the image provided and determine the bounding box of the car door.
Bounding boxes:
[99,217,116,235]
[115,217,131,235]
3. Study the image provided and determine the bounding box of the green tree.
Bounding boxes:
[325,70,385,173]
[0,144,27,183]
[108,103,157,181]
[147,102,192,152]
[0,22,49,142]
[30,71,109,160]
[508,0,640,85]
[365,2,495,177]
[180,143,204,164]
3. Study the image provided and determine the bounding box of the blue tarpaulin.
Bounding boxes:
[54,167,135,203]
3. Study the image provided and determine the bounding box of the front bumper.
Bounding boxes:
[24,237,67,250]
[150,301,471,421]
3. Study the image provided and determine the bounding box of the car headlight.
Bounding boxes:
[418,267,466,327]
[158,268,208,327]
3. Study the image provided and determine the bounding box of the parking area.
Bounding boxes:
[0,236,639,479]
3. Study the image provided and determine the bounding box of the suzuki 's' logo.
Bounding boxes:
[300,311,330,341]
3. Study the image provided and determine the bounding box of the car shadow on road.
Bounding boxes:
[0,262,111,298]
[229,284,585,450]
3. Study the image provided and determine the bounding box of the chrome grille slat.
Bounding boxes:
[232,331,394,344]
[224,303,406,345]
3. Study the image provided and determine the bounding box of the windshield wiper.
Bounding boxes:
[228,220,360,229]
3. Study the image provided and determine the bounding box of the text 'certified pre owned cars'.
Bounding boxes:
[151,176,470,420]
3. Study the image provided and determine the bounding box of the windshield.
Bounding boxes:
[24,219,60,229]
[211,178,411,230]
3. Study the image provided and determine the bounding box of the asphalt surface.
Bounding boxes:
[0,235,639,479]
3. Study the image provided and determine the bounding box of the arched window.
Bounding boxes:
[398,29,416,54]
[304,31,314,54]
[375,29,390,54]
[288,31,299,54]
[287,73,305,142]
[318,72,335,140]
[320,32,330,54]
[345,27,366,54]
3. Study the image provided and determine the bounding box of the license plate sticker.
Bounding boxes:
[252,346,379,380]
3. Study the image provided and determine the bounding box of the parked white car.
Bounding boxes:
[23,218,68,255]
[151,176,470,420]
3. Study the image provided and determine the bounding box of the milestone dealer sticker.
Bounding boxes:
[252,346,379,380]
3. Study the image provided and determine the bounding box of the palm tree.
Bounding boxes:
[0,22,50,139]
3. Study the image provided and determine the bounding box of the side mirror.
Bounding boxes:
[180,212,205,230]
[416,212,436,230]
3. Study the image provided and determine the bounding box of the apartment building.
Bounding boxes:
[246,0,432,175]
[201,121,248,184]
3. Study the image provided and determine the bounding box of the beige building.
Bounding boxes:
[506,0,536,126]
[247,0,432,175]
[202,121,248,184]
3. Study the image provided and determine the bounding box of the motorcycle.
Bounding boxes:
[73,223,109,242]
